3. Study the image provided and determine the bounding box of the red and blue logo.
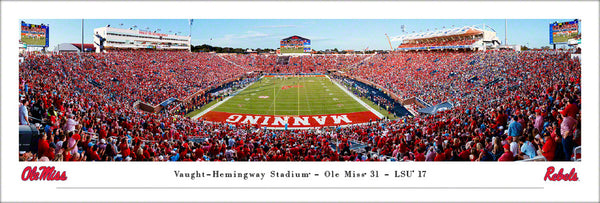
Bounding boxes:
[21,166,68,181]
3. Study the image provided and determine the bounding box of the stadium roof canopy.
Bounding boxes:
[391,25,494,42]
[54,43,95,52]
[71,43,95,51]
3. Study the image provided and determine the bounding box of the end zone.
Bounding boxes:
[201,111,381,129]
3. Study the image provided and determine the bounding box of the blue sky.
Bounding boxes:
[21,19,574,51]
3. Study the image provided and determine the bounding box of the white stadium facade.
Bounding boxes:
[93,26,191,52]
[393,25,501,51]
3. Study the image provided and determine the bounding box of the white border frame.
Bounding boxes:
[2,1,598,203]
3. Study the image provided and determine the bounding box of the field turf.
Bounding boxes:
[552,32,578,43]
[280,47,307,54]
[21,36,46,46]
[210,76,369,116]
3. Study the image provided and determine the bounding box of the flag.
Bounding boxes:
[189,19,194,26]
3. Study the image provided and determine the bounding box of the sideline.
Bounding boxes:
[190,76,263,120]
[327,75,385,119]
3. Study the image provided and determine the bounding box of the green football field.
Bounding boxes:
[21,36,46,46]
[211,76,368,116]
[552,32,578,43]
[280,47,307,54]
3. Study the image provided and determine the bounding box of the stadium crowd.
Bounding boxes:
[170,76,261,116]
[19,49,581,162]
[221,54,371,73]
[398,38,478,48]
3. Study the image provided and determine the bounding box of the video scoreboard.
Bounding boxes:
[549,19,580,45]
[280,35,311,54]
[21,22,49,47]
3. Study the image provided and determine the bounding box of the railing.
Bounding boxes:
[517,156,547,162]
[404,105,419,117]
[572,146,581,161]
[401,97,429,109]
[82,131,99,143]
[29,116,44,123]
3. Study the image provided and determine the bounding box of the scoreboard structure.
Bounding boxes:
[21,22,50,47]
[549,19,581,45]
[280,35,311,54]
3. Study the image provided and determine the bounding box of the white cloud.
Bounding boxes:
[256,25,298,29]
[305,36,332,41]
[223,31,270,40]
[390,36,403,42]
[202,31,272,47]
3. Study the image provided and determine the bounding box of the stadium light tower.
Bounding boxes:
[505,19,508,45]
[189,19,194,52]
[81,19,84,53]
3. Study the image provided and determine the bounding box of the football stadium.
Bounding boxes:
[193,75,385,130]
[18,20,581,162]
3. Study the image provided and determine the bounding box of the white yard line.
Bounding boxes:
[190,76,262,120]
[303,77,313,115]
[326,75,385,119]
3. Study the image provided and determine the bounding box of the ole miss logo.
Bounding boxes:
[544,166,578,181]
[21,166,68,181]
